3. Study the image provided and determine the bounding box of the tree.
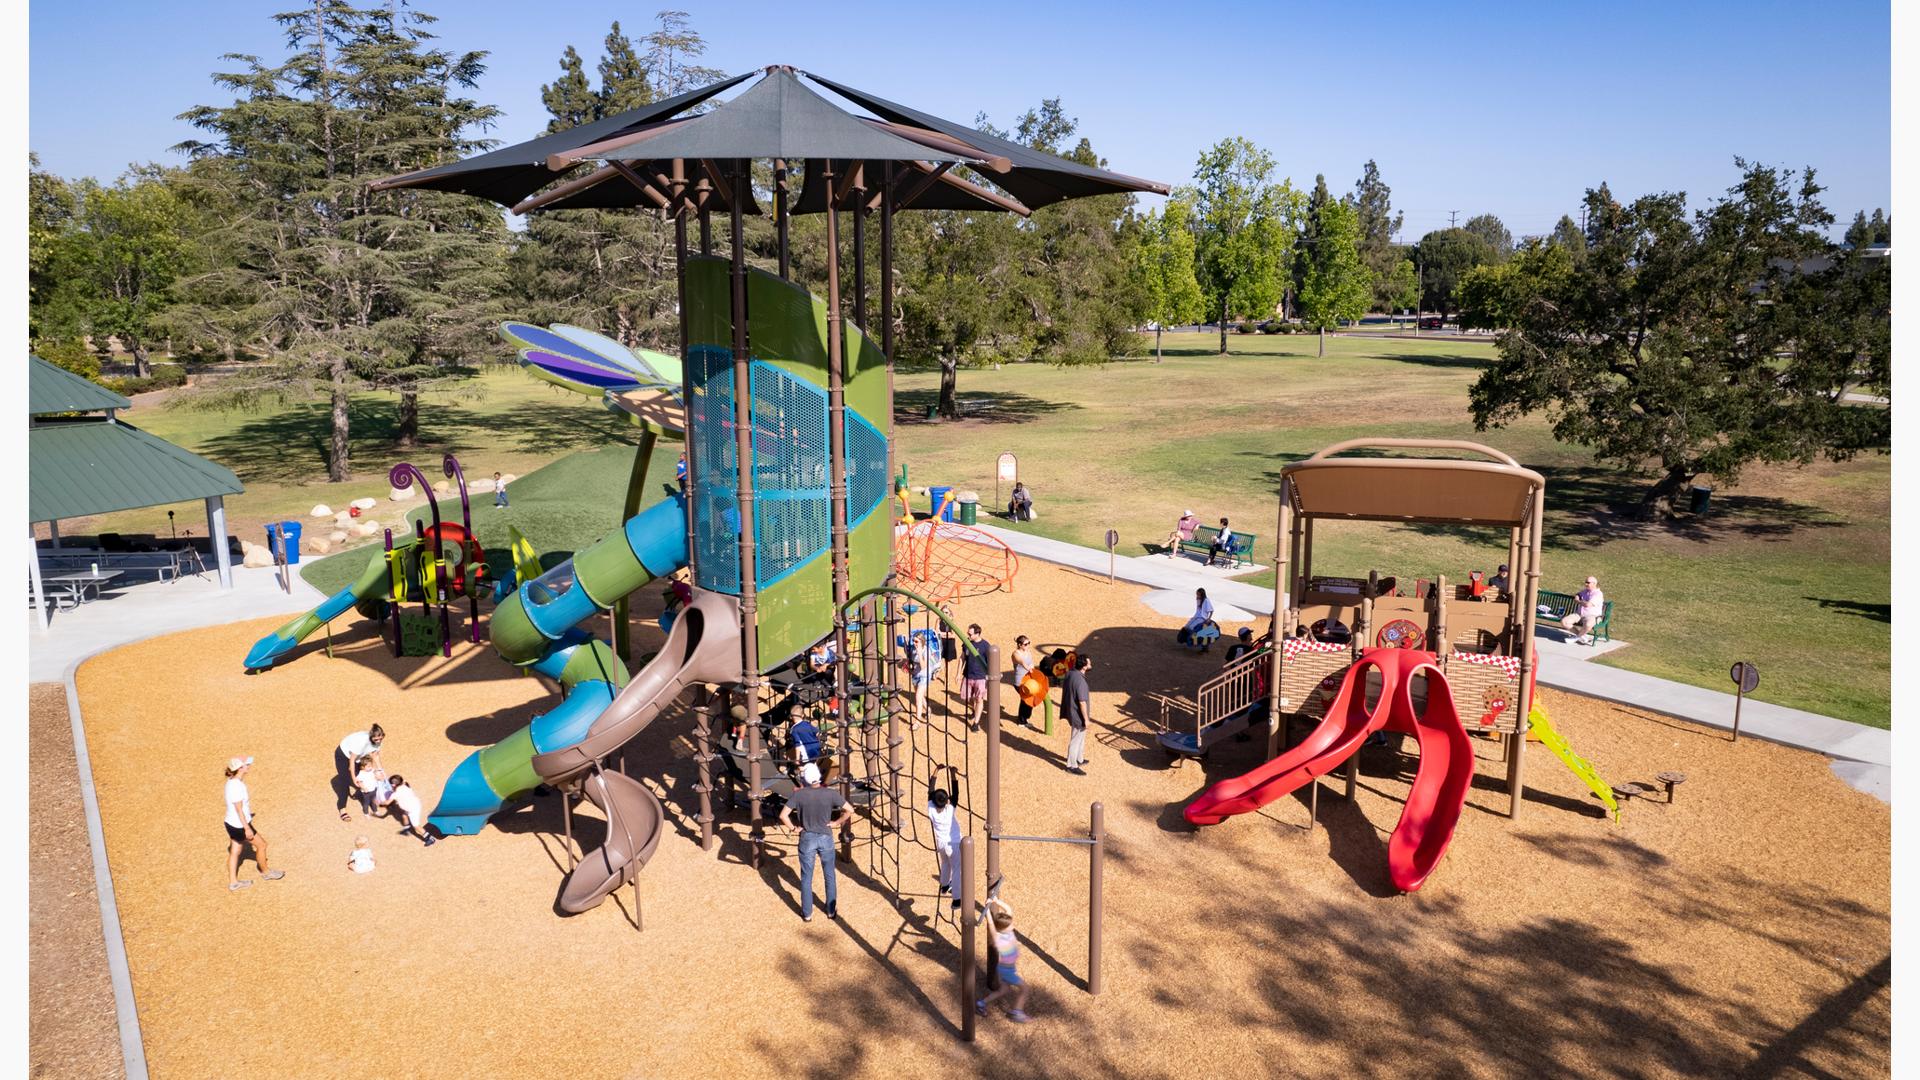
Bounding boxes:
[1412,227,1499,317]
[1298,200,1372,355]
[1187,138,1302,353]
[174,2,508,476]
[28,153,89,357]
[1130,196,1205,361]
[1345,159,1405,310]
[71,168,199,377]
[597,21,652,114]
[1844,208,1891,247]
[1292,172,1333,318]
[1549,214,1586,260]
[1382,256,1419,314]
[1459,161,1890,518]
[1462,213,1512,257]
[641,10,725,97]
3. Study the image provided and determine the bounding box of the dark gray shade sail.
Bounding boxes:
[523,159,763,215]
[369,71,753,206]
[800,70,1169,208]
[788,157,1017,216]
[598,69,971,168]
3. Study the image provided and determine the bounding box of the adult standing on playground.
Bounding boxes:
[1009,635,1041,728]
[334,724,385,822]
[224,756,285,891]
[1561,575,1606,645]
[962,623,993,729]
[1163,509,1200,557]
[1062,654,1094,775]
[780,773,851,922]
[1177,588,1216,649]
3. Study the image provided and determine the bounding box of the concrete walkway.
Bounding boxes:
[29,563,326,682]
[976,523,1890,800]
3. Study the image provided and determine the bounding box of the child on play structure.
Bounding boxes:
[926,767,961,898]
[976,897,1032,1023]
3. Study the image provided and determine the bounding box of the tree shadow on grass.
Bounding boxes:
[893,388,1079,427]
[1805,597,1889,623]
[1373,351,1493,370]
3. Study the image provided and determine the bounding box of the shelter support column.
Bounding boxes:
[28,525,48,632]
[48,520,61,548]
[1510,485,1546,819]
[206,495,232,589]
[1269,483,1291,760]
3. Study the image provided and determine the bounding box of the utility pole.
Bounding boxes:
[1448,210,1460,228]
[1414,258,1422,335]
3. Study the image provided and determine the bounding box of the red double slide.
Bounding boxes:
[1183,647,1474,892]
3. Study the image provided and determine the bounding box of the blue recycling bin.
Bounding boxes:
[929,485,955,522]
[267,521,302,564]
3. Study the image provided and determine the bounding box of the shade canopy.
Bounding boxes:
[30,419,243,523]
[517,158,762,215]
[30,356,131,415]
[788,157,1021,215]
[1281,440,1544,528]
[369,71,753,204]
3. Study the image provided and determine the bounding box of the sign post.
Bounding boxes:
[1729,661,1759,743]
[1104,528,1119,584]
[995,451,1017,510]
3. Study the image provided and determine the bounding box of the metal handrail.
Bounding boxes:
[1193,645,1272,744]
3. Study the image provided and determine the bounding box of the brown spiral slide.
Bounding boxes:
[530,589,743,914]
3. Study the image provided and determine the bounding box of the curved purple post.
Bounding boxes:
[390,463,451,657]
[444,454,479,642]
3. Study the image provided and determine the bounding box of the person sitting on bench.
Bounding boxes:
[1207,519,1241,567]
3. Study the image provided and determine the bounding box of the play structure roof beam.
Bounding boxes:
[368,71,751,204]
[800,69,1170,207]
[1280,440,1545,528]
[520,158,761,216]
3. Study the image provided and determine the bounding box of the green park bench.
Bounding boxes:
[1177,525,1258,570]
[1536,589,1615,643]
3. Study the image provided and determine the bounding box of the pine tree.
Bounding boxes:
[1345,160,1404,310]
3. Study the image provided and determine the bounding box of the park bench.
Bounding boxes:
[1176,525,1258,570]
[1536,589,1615,643]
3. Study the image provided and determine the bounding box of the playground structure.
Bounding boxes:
[1179,438,1618,890]
[239,64,1159,1041]
[893,487,1020,604]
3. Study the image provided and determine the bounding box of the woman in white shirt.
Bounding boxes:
[223,756,286,891]
[1177,588,1217,649]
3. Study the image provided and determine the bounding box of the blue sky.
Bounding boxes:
[30,0,1890,238]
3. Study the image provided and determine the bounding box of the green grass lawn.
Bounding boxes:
[892,332,1890,727]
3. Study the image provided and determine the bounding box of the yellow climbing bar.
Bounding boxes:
[508,525,542,587]
[1529,703,1622,822]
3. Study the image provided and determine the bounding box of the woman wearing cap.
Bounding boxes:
[1163,510,1200,557]
[224,756,286,891]
[1561,576,1606,645]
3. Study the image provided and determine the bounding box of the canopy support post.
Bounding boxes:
[824,159,855,853]
[774,160,790,279]
[851,165,868,331]
[49,520,61,548]
[205,496,232,589]
[728,161,765,866]
[28,525,49,632]
[880,163,896,482]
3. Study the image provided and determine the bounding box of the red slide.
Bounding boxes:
[1183,655,1391,826]
[1382,656,1473,892]
[1184,648,1475,893]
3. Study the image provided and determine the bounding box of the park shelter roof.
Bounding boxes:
[30,356,131,415]
[29,418,243,523]
[1281,439,1544,528]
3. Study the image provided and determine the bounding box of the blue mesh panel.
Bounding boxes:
[749,362,829,586]
[846,412,888,527]
[689,344,741,593]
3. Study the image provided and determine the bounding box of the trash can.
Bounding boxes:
[1688,485,1712,514]
[267,521,303,564]
[928,485,954,522]
[957,494,979,525]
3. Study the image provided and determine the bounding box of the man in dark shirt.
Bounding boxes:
[779,776,850,922]
[961,623,992,729]
[1061,654,1093,774]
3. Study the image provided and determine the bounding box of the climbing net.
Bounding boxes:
[893,517,1019,605]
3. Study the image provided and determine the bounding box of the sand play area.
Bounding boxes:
[62,560,1887,1078]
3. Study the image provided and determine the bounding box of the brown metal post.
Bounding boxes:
[880,164,896,479]
[728,162,765,861]
[1434,573,1449,657]
[886,598,903,832]
[1269,478,1291,759]
[561,789,576,869]
[1509,482,1545,819]
[960,835,977,1042]
[823,160,856,860]
[672,161,697,573]
[614,428,656,662]
[1089,801,1105,996]
[985,642,1002,889]
[852,166,868,331]
[692,685,715,852]
[774,160,790,279]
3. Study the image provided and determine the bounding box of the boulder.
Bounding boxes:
[242,545,273,569]
[497,473,517,486]
[328,530,349,545]
[352,523,378,538]
[359,518,381,532]
[350,497,376,511]
[471,477,495,493]
[310,504,333,518]
[334,512,353,528]
[388,487,411,502]
[432,479,452,495]
[305,537,331,555]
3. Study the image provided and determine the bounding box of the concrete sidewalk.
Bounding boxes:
[975,522,1890,799]
[28,563,326,682]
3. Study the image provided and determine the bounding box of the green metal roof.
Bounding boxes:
[29,418,242,522]
[29,355,132,415]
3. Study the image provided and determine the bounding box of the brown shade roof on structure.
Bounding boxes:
[1281,439,1544,528]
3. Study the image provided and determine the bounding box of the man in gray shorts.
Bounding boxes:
[780,774,851,922]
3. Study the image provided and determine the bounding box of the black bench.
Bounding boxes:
[1537,589,1615,643]
[1176,525,1258,569]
